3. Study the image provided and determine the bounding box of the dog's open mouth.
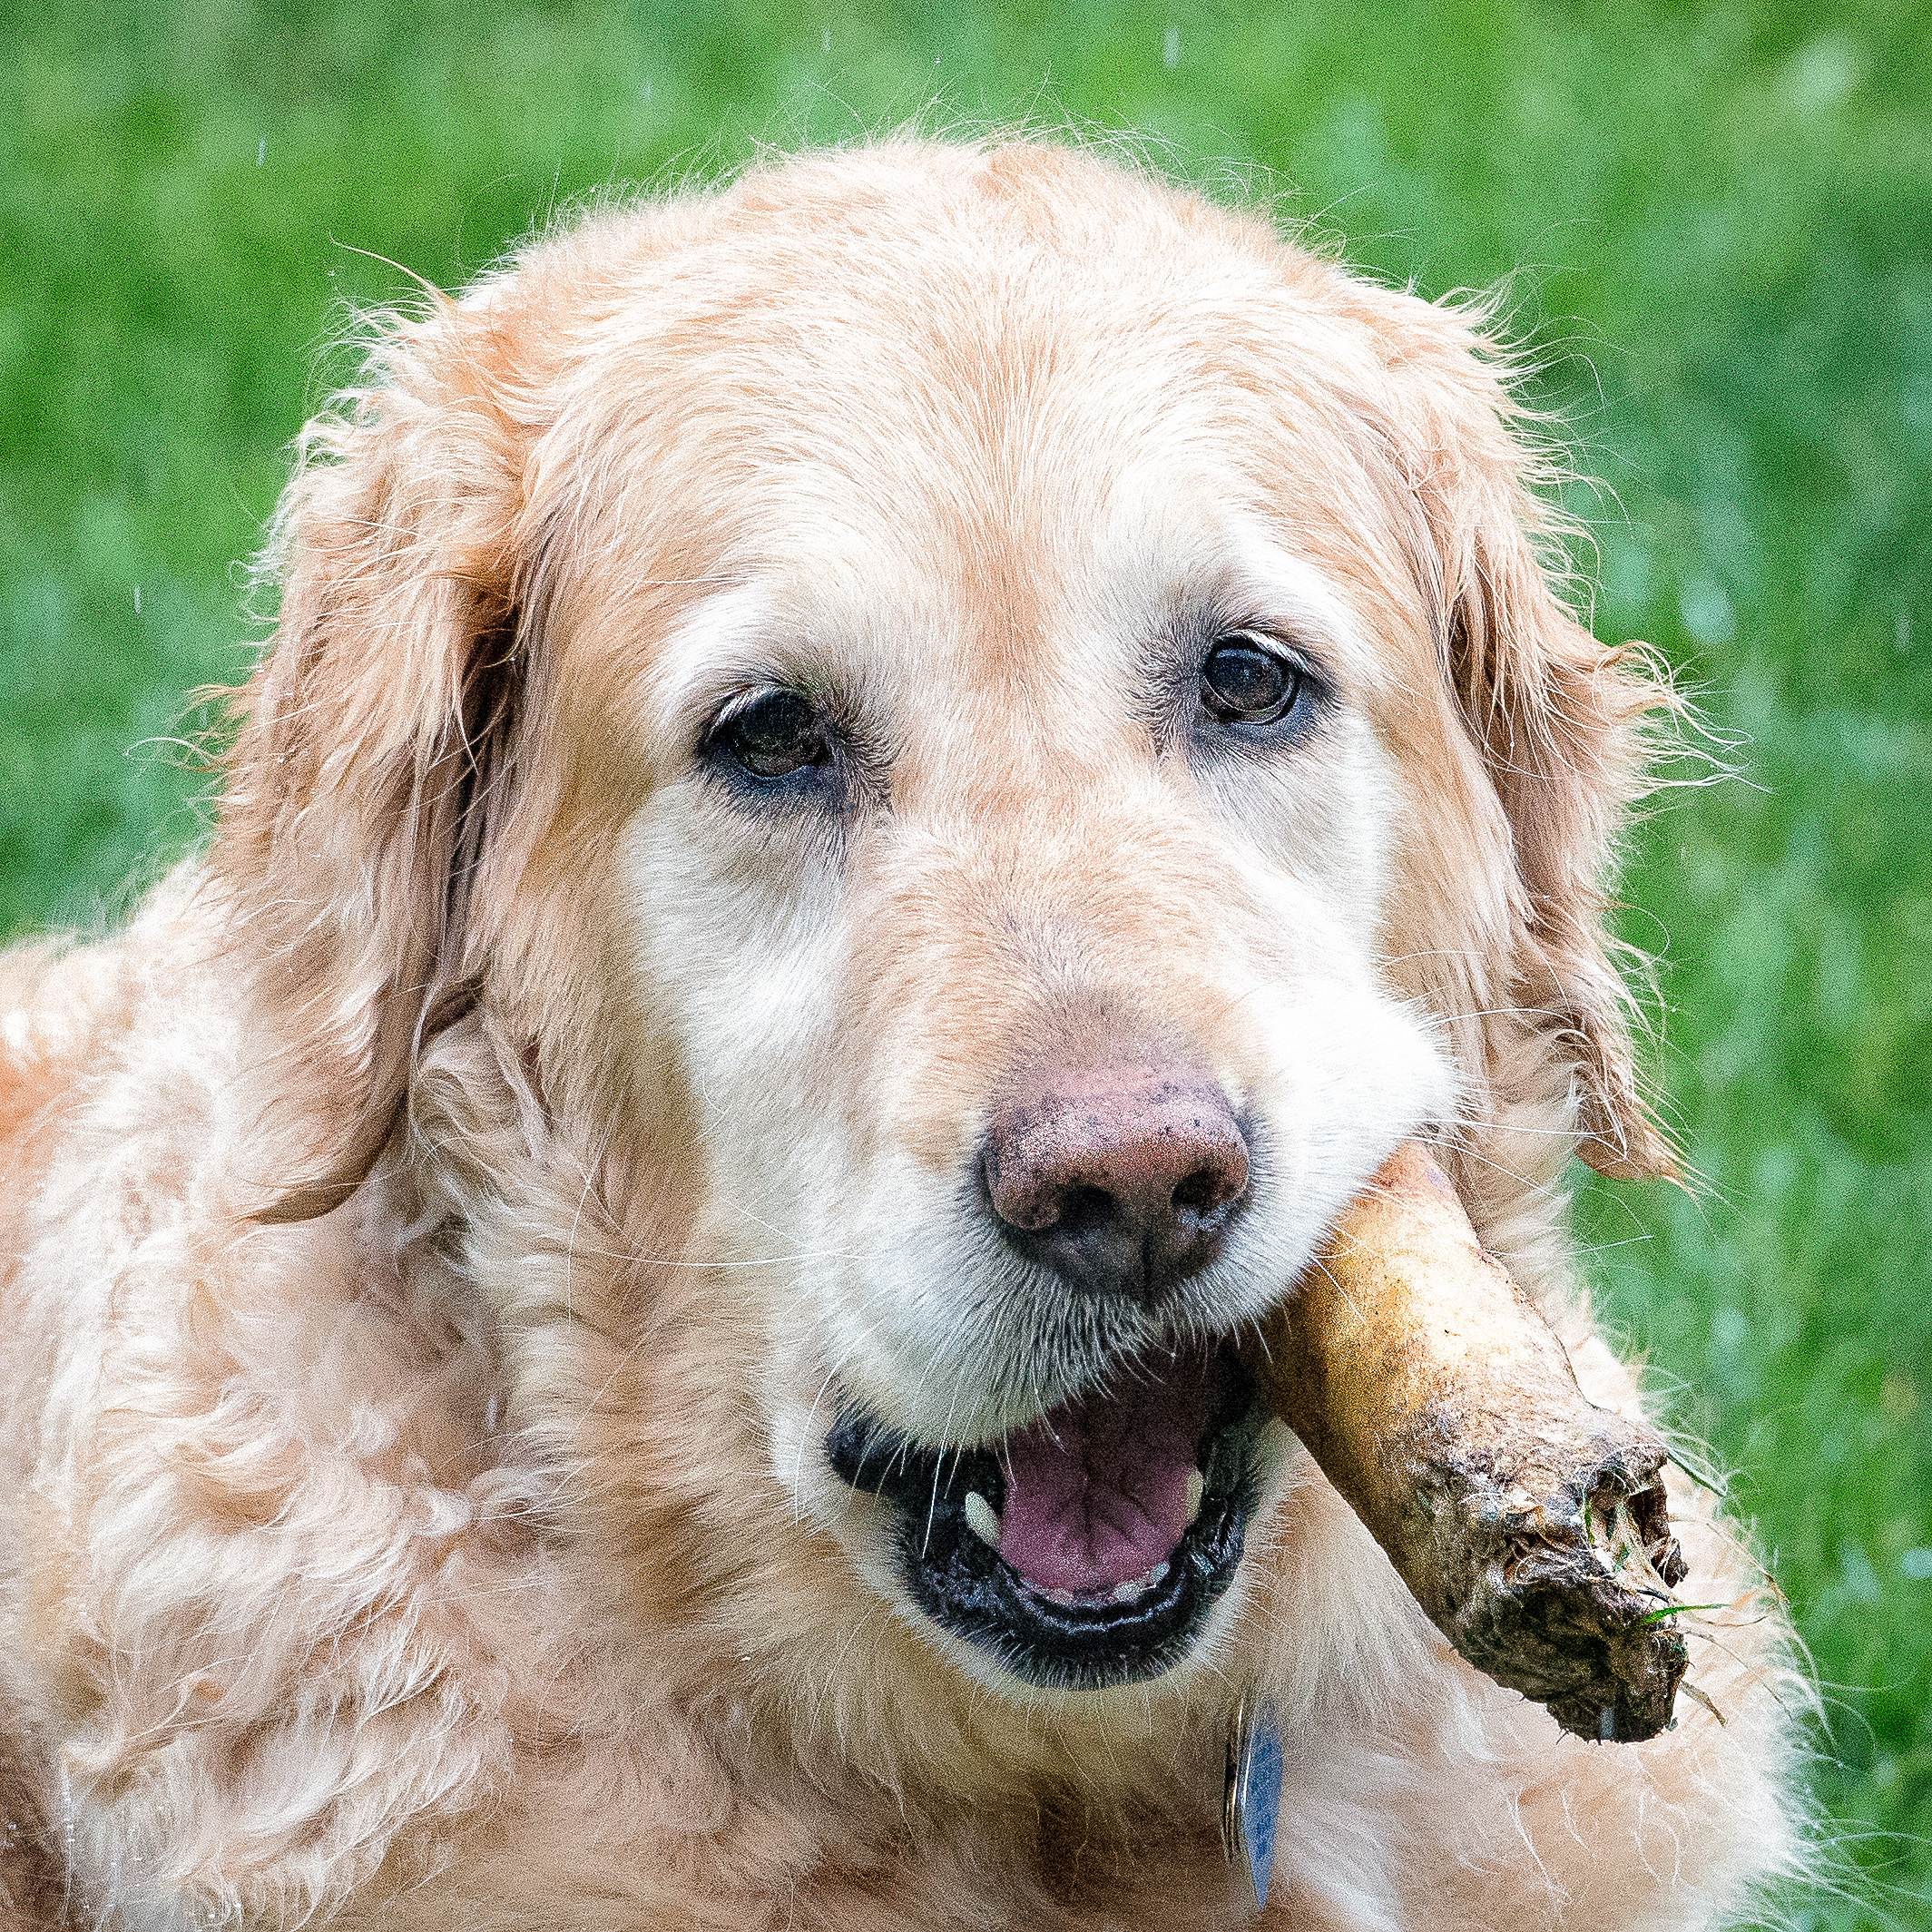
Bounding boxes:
[826,1343,1263,1689]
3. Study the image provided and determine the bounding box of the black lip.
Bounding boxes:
[825,1348,1263,1690]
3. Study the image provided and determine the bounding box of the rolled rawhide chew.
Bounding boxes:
[1250,1142,1690,1742]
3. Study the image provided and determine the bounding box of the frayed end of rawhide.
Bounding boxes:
[1424,1420,1692,1742]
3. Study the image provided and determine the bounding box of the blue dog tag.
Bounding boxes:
[1221,1695,1283,1912]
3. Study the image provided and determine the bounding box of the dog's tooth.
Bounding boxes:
[1186,1468,1205,1523]
[1110,1560,1172,1604]
[963,1490,1000,1548]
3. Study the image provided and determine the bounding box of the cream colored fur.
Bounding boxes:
[0,140,1801,1929]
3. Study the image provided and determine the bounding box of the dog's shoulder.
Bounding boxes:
[0,874,544,1927]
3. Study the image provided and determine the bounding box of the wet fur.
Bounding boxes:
[0,141,1800,1928]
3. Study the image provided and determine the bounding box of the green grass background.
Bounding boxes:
[3,1,1927,1922]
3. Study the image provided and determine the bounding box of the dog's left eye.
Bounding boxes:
[1200,634,1302,725]
[711,689,832,780]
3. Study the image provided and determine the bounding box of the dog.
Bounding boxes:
[0,139,1800,1929]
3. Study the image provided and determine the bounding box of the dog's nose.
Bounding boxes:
[980,1065,1250,1301]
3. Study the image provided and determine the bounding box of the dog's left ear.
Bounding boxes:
[1369,302,1677,1182]
[214,296,532,1221]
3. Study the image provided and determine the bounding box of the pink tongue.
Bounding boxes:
[996,1350,1217,1596]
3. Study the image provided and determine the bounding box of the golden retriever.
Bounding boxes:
[0,140,1800,1929]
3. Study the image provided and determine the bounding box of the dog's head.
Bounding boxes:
[216,142,1669,1711]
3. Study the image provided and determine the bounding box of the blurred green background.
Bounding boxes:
[2,1,1926,1922]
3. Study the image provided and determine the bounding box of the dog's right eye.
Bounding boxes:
[710,689,832,781]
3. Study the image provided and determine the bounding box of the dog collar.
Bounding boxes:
[1221,1692,1283,1912]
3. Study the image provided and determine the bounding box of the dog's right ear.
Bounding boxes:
[215,296,532,1223]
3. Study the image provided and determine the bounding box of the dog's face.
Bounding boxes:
[229,143,1667,1713]
[606,417,1453,1689]
[626,495,1458,1684]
